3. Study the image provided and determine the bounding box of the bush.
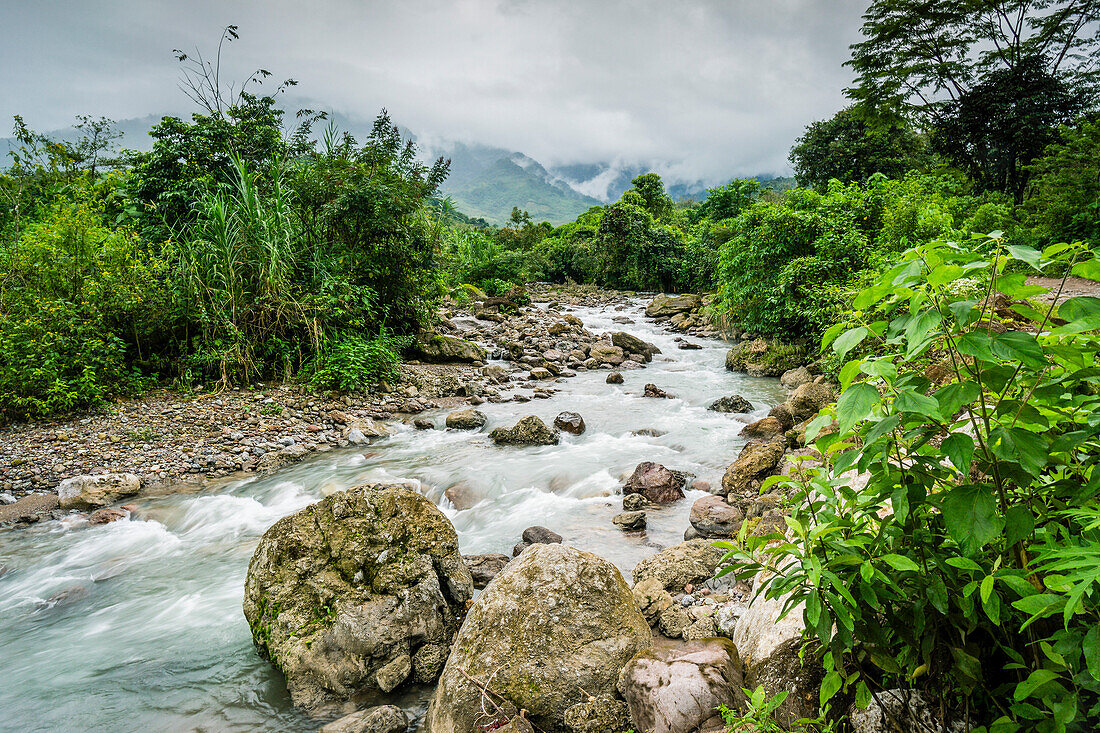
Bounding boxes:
[723,235,1100,730]
[301,329,410,392]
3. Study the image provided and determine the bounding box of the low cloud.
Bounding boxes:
[2,0,867,183]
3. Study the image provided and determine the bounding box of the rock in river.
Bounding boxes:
[490,416,560,446]
[320,705,408,733]
[424,544,652,733]
[411,333,487,364]
[707,395,753,413]
[444,408,486,430]
[622,462,685,504]
[242,484,473,709]
[57,473,140,510]
[553,411,586,435]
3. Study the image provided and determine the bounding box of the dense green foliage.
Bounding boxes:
[724,238,1100,731]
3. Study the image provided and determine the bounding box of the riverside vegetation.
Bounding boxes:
[6,3,1100,731]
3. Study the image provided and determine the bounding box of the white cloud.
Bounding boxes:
[1,0,867,183]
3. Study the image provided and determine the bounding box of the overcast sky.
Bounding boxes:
[1,0,868,182]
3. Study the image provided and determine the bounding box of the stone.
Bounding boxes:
[490,416,560,446]
[463,553,510,588]
[683,616,718,640]
[622,462,686,504]
[57,473,140,510]
[375,653,412,693]
[606,372,624,384]
[721,440,785,498]
[622,493,649,511]
[677,341,702,350]
[618,638,747,733]
[242,484,473,708]
[632,577,675,624]
[424,544,652,733]
[643,383,673,399]
[412,643,449,684]
[632,539,726,593]
[788,381,836,422]
[529,368,554,380]
[657,604,691,638]
[850,689,966,733]
[590,343,626,365]
[411,334,487,364]
[732,583,823,727]
[610,332,655,361]
[780,366,813,390]
[319,705,409,733]
[768,403,795,430]
[646,293,702,318]
[444,408,486,429]
[563,696,632,733]
[413,418,434,430]
[724,339,807,377]
[707,395,753,413]
[87,507,128,525]
[740,416,784,440]
[444,481,483,510]
[523,525,563,545]
[483,364,509,383]
[553,411,586,435]
[613,511,647,531]
[689,496,744,538]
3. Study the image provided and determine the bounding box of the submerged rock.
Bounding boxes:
[610,332,658,361]
[424,544,652,733]
[490,416,560,446]
[320,705,408,733]
[643,383,673,399]
[606,372,625,384]
[512,525,564,556]
[57,473,140,510]
[613,510,647,531]
[242,484,473,709]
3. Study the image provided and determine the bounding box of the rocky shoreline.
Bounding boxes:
[0,284,706,527]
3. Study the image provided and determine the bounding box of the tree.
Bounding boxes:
[626,173,674,221]
[932,55,1086,202]
[847,0,1100,124]
[790,108,929,190]
[701,178,761,221]
[1027,115,1100,245]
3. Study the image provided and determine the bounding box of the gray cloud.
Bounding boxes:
[1,0,867,182]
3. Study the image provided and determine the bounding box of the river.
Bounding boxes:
[0,298,786,732]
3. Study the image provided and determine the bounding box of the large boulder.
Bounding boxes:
[850,689,966,733]
[622,462,686,504]
[689,496,744,538]
[632,539,726,593]
[740,416,784,441]
[425,544,652,733]
[490,416,560,446]
[780,366,813,390]
[445,408,486,430]
[725,339,808,377]
[610,332,657,361]
[590,343,626,365]
[618,638,748,733]
[732,584,823,728]
[721,440,785,498]
[788,381,836,422]
[242,484,474,708]
[412,334,487,364]
[646,293,701,318]
[57,473,140,510]
[320,705,408,733]
[553,411,586,435]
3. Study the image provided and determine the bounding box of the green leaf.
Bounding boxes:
[934,380,980,417]
[942,484,1003,552]
[1014,669,1060,701]
[1058,296,1100,322]
[941,432,975,473]
[883,554,920,572]
[996,272,1047,299]
[957,331,997,363]
[904,310,942,358]
[1004,505,1035,546]
[991,331,1046,369]
[949,299,980,327]
[945,557,983,573]
[855,680,872,710]
[863,413,901,444]
[837,383,878,433]
[819,670,842,705]
[980,574,995,603]
[839,359,864,391]
[894,388,944,422]
[1004,244,1042,270]
[834,326,869,359]
[1071,258,1100,282]
[821,321,847,349]
[1084,627,1100,680]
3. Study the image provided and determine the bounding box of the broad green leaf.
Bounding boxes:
[863,413,901,444]
[996,272,1047,299]
[1058,296,1100,322]
[855,680,872,710]
[882,554,920,572]
[821,321,847,349]
[949,299,980,327]
[934,380,980,417]
[991,331,1046,369]
[1004,505,1035,546]
[942,484,1003,552]
[904,310,942,359]
[861,358,897,380]
[837,383,878,433]
[980,574,995,603]
[819,670,842,705]
[941,432,975,472]
[927,263,964,288]
[1013,669,1060,701]
[1071,258,1100,282]
[833,326,869,359]
[991,427,1048,477]
[957,331,996,363]
[805,412,835,442]
[1004,244,1041,270]
[894,389,944,422]
[1011,593,1064,619]
[1084,627,1100,679]
[945,557,983,573]
[839,359,864,390]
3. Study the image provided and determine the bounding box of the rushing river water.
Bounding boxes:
[0,299,786,733]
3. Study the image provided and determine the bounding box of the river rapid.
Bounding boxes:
[0,298,786,732]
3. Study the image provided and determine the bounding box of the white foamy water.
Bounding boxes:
[0,298,786,732]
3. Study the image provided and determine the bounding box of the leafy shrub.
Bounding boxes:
[302,329,410,391]
[723,235,1100,730]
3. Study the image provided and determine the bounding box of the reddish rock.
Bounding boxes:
[623,462,686,504]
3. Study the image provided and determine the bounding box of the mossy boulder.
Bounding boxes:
[424,544,652,733]
[721,440,785,498]
[412,334,487,364]
[724,339,808,377]
[646,293,701,318]
[242,484,474,709]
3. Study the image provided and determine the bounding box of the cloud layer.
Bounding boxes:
[2,0,867,182]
